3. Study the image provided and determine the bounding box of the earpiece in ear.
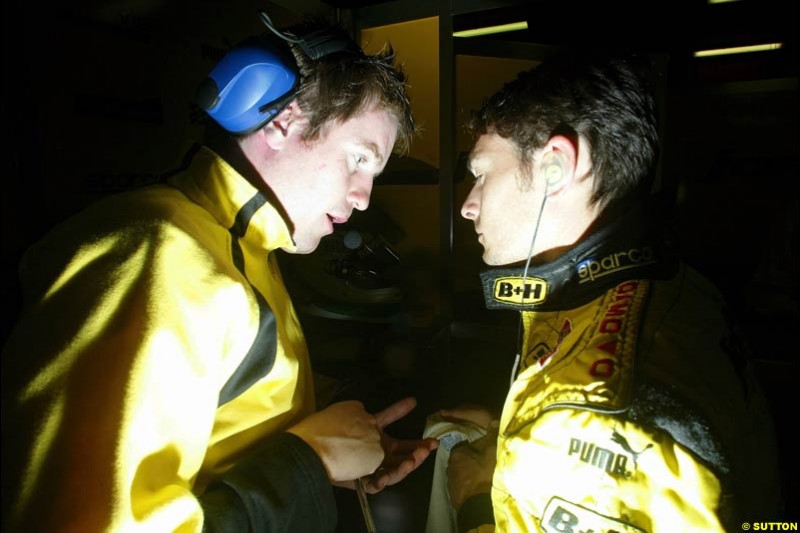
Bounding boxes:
[542,152,565,186]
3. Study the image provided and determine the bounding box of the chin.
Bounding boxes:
[290,236,321,255]
[294,244,318,255]
[482,251,501,266]
[292,247,315,255]
[483,250,523,267]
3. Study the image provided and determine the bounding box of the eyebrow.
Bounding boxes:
[356,140,384,166]
[467,150,481,175]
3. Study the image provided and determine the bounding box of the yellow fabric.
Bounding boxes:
[493,410,723,532]
[5,147,315,531]
[470,278,732,533]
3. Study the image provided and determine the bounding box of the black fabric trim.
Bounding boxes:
[625,377,730,476]
[480,199,679,312]
[219,191,278,406]
[228,192,268,272]
[199,433,336,532]
[457,492,494,533]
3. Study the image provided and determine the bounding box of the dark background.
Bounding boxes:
[2,0,797,530]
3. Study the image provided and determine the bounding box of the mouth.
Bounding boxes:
[324,214,349,235]
[328,214,349,224]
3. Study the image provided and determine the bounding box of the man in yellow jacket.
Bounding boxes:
[2,19,436,532]
[446,52,781,532]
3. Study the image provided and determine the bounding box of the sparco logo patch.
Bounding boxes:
[542,497,647,533]
[577,247,656,283]
[493,277,548,305]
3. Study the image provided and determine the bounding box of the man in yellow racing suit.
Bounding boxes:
[447,52,781,532]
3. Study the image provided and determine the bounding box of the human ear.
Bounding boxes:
[539,135,577,195]
[262,101,304,151]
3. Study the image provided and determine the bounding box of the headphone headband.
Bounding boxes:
[299,29,363,60]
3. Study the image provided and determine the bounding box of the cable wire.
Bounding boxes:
[258,11,303,44]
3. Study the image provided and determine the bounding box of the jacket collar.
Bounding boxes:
[168,146,296,253]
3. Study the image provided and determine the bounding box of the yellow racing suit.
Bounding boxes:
[461,203,781,533]
[2,146,335,531]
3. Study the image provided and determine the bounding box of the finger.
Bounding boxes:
[374,397,417,429]
[364,478,384,494]
[364,473,388,494]
[380,448,425,471]
[412,442,437,463]
[377,458,415,487]
[390,443,437,478]
[363,464,399,493]
[386,437,439,456]
[405,440,437,464]
[383,445,433,471]
[371,443,435,491]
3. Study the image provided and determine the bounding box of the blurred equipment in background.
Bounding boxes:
[283,207,407,322]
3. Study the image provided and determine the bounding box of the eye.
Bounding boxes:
[353,154,367,167]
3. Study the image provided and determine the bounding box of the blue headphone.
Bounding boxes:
[196,12,362,135]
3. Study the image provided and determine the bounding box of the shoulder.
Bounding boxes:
[497,406,727,532]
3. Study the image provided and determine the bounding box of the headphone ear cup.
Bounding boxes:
[195,77,220,112]
[197,38,299,135]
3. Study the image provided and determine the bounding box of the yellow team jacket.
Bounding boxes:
[3,146,318,531]
[480,268,780,532]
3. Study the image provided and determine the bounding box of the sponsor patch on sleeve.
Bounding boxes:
[542,497,647,533]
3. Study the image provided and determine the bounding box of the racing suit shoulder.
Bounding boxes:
[493,408,725,533]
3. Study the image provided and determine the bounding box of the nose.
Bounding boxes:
[347,173,373,212]
[461,184,480,220]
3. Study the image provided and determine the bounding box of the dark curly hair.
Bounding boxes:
[470,52,658,208]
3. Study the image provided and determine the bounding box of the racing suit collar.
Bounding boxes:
[480,199,678,312]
